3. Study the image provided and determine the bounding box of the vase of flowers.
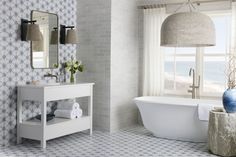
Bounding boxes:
[223,54,236,113]
[65,58,84,83]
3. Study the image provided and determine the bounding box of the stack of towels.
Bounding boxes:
[54,100,83,119]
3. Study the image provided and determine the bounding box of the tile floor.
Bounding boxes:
[0,126,217,157]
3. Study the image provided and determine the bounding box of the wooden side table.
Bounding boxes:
[208,109,236,157]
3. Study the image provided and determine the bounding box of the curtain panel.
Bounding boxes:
[142,8,166,96]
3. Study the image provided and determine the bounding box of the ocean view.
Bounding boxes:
[165,61,226,83]
[164,61,227,92]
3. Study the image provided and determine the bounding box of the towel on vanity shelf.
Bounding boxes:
[54,110,77,119]
[197,104,214,121]
[75,108,83,118]
[54,108,83,119]
[57,102,80,110]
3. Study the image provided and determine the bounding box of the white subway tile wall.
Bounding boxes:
[76,0,112,131]
[76,0,139,132]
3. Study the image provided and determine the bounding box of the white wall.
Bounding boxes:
[77,0,112,131]
[76,0,139,131]
[110,0,139,132]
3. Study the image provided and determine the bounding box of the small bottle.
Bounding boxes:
[58,71,66,83]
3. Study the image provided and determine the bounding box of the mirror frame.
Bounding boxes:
[30,10,59,69]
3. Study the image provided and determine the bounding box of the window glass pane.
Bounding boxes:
[164,47,175,55]
[164,54,195,92]
[203,56,227,93]
[164,48,196,55]
[176,48,196,55]
[205,15,231,54]
[164,55,174,90]
[175,57,195,92]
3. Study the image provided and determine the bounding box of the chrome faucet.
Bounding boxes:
[188,68,200,99]
[44,72,59,82]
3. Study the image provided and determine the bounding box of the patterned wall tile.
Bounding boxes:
[0,0,76,146]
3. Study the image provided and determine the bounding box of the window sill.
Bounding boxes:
[163,92,222,101]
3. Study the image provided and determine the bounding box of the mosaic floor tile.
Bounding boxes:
[0,126,217,157]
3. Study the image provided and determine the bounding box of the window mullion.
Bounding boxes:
[173,48,177,91]
[196,47,204,98]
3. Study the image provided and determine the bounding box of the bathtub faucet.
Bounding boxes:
[188,68,200,99]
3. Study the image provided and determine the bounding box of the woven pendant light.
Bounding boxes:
[161,0,215,47]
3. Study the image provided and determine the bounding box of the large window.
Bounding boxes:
[164,11,231,97]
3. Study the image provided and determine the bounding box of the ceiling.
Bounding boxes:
[137,0,231,6]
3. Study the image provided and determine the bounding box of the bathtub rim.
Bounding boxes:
[134,96,222,107]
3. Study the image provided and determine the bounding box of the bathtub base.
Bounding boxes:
[134,96,222,143]
[153,133,207,143]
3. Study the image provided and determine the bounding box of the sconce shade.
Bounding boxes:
[161,12,215,47]
[26,23,43,41]
[66,29,78,44]
[32,40,44,51]
[50,29,58,44]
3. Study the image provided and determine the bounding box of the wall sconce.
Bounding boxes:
[60,25,78,44]
[50,27,58,45]
[21,19,43,41]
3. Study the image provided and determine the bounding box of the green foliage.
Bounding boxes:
[78,64,84,72]
[64,58,84,75]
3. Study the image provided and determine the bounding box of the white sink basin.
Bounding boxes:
[30,81,61,86]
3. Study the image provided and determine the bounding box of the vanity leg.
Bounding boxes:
[17,89,22,144]
[88,91,93,135]
[41,140,46,149]
[17,136,22,144]
[41,100,47,148]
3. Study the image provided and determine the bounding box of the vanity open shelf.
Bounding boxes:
[21,116,90,126]
[17,83,94,148]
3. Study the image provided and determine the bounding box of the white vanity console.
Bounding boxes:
[17,83,94,148]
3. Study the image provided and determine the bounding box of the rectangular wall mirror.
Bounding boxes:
[31,10,59,69]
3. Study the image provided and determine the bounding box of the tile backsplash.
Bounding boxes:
[0,0,76,146]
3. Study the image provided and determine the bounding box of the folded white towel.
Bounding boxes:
[57,101,80,110]
[197,104,214,121]
[54,109,77,119]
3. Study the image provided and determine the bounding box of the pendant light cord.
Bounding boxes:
[189,0,196,11]
[174,0,196,13]
[188,0,192,11]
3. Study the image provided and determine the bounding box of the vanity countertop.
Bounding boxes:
[18,82,95,88]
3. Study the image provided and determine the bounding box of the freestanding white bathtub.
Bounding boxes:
[134,96,222,142]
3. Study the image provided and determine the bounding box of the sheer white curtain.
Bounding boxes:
[142,8,166,96]
[229,2,236,82]
[231,2,236,53]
